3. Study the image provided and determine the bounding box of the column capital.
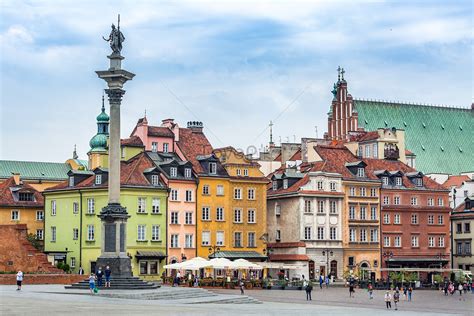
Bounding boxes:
[105,88,126,104]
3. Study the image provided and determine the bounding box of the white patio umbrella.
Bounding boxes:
[179,257,210,270]
[207,258,235,269]
[163,262,182,269]
[233,259,263,270]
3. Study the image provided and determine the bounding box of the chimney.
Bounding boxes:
[12,173,20,185]
[161,118,175,128]
[187,121,203,133]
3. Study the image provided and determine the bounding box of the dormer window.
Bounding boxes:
[395,177,402,186]
[18,192,34,202]
[69,176,74,187]
[317,181,324,191]
[151,174,159,186]
[244,169,248,176]
[415,178,423,187]
[283,179,288,189]
[170,167,177,177]
[184,168,192,178]
[382,177,389,185]
[95,174,102,185]
[163,143,169,153]
[209,162,217,175]
[151,142,158,152]
[236,169,241,176]
[272,181,278,191]
[330,182,337,191]
[357,168,365,178]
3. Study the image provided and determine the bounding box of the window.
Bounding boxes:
[437,198,444,206]
[234,188,242,200]
[69,177,74,187]
[317,181,324,191]
[87,225,94,241]
[185,234,193,248]
[236,169,241,176]
[383,196,389,205]
[395,177,402,186]
[359,187,366,197]
[318,200,325,213]
[394,236,401,247]
[304,200,312,213]
[410,197,418,205]
[428,215,434,225]
[151,225,160,241]
[360,206,366,220]
[383,213,390,224]
[216,231,224,246]
[248,209,256,223]
[87,198,95,214]
[201,207,210,221]
[51,200,56,216]
[72,202,79,214]
[464,242,471,254]
[370,188,377,197]
[121,147,125,158]
[185,190,193,202]
[350,187,356,196]
[411,235,419,247]
[170,212,179,224]
[438,236,445,247]
[276,230,281,241]
[357,168,365,177]
[427,198,434,206]
[216,185,224,196]
[360,229,367,242]
[465,223,471,233]
[272,181,278,191]
[170,234,179,248]
[151,142,158,152]
[244,169,249,176]
[151,175,159,186]
[373,143,378,158]
[438,215,444,225]
[411,213,418,224]
[137,225,146,241]
[283,179,288,189]
[304,227,312,240]
[330,182,337,191]
[248,232,256,247]
[209,162,217,174]
[384,236,390,247]
[152,198,160,214]
[201,231,210,245]
[185,168,192,178]
[216,207,224,221]
[73,228,79,240]
[10,210,19,221]
[51,226,56,242]
[330,227,337,240]
[457,242,463,255]
[348,256,355,266]
[456,223,462,233]
[382,177,389,185]
[358,145,363,158]
[248,188,255,200]
[234,209,242,223]
[349,206,356,220]
[370,207,377,220]
[170,189,178,201]
[36,229,44,240]
[329,200,337,214]
[202,185,210,195]
[394,196,400,205]
[394,214,401,224]
[137,198,146,213]
[428,236,435,247]
[95,174,102,185]
[70,257,76,268]
[317,227,325,240]
[414,178,423,187]
[170,167,177,177]
[370,229,378,242]
[349,229,356,242]
[36,210,44,221]
[234,232,242,247]
[275,204,281,216]
[163,143,169,153]
[185,212,193,225]
[365,145,370,158]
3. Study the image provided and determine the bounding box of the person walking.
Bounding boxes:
[96,267,104,288]
[319,275,323,289]
[393,289,400,310]
[104,266,111,288]
[408,286,413,301]
[78,266,84,275]
[458,283,463,296]
[403,286,408,300]
[305,280,313,301]
[325,275,330,288]
[239,279,245,295]
[176,271,181,287]
[89,273,96,295]
[384,291,392,309]
[16,270,23,291]
[349,278,355,298]
[443,282,448,296]
[368,283,374,299]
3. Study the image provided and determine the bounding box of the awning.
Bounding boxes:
[135,251,167,261]
[258,262,306,270]
[269,254,309,261]
[44,251,68,260]
[209,251,267,261]
[386,258,449,263]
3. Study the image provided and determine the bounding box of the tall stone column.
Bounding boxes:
[94,20,135,277]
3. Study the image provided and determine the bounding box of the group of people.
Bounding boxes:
[88,266,112,294]
[443,281,471,297]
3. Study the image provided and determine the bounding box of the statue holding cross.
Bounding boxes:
[103,14,125,55]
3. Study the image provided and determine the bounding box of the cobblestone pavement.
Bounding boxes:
[0,285,471,315]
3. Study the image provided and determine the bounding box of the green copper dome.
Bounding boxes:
[97,104,110,122]
[89,98,110,152]
[89,134,108,151]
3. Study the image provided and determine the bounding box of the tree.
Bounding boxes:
[26,233,43,251]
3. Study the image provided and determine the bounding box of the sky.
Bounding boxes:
[0,0,472,162]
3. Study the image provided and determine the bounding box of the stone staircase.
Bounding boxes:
[65,276,159,290]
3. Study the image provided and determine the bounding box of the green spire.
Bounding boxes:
[89,94,109,152]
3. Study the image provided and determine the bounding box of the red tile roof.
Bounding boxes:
[269,254,309,261]
[273,153,282,162]
[267,176,309,196]
[405,149,414,155]
[289,150,301,161]
[147,126,174,138]
[349,131,379,142]
[121,136,144,147]
[268,242,306,248]
[442,175,470,189]
[176,128,213,173]
[0,177,43,207]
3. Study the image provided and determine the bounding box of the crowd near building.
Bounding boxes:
[1,69,473,283]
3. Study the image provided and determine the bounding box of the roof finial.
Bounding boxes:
[269,120,274,146]
[337,66,341,81]
[341,67,345,80]
[73,144,78,160]
[101,91,105,112]
[144,109,147,118]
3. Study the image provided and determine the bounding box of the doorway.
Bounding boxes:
[90,261,96,274]
[308,260,315,280]
[330,260,337,278]
[320,266,325,277]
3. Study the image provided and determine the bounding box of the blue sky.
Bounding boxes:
[0,0,472,162]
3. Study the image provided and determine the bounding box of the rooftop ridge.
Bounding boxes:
[354,98,470,111]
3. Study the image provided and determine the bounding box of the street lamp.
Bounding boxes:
[322,249,333,278]
[263,247,273,262]
[208,245,221,258]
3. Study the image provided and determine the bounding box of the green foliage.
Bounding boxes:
[433,274,443,284]
[26,233,43,251]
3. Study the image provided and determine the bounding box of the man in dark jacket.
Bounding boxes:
[96,267,104,287]
[104,266,112,288]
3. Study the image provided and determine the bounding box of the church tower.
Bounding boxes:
[88,94,110,169]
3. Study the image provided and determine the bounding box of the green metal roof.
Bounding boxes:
[209,251,267,260]
[355,100,474,175]
[0,160,72,181]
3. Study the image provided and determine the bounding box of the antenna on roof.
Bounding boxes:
[315,126,318,138]
[73,144,78,160]
[144,109,147,118]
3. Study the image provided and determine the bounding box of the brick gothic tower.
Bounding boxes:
[327,67,358,141]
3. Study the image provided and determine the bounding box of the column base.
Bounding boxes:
[96,256,132,277]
